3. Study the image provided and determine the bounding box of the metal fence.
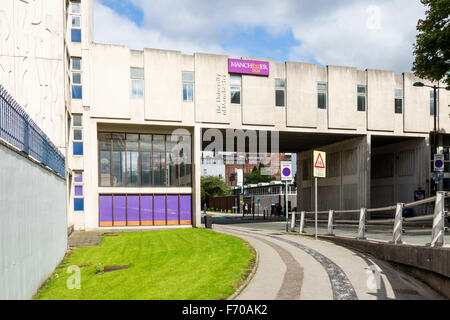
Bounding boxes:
[294,191,448,247]
[0,85,65,177]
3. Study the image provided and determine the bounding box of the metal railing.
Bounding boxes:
[0,85,65,177]
[293,192,448,247]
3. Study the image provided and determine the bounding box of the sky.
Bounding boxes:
[93,0,427,74]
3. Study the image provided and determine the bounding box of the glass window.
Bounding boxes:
[357,85,366,112]
[99,133,111,186]
[126,134,139,186]
[71,15,80,28]
[71,29,81,43]
[318,83,327,109]
[73,142,83,155]
[112,133,125,186]
[275,79,286,107]
[395,89,403,114]
[230,75,241,104]
[179,135,192,187]
[72,72,81,84]
[131,68,144,98]
[140,134,153,186]
[72,85,82,99]
[167,135,180,186]
[73,129,82,141]
[74,198,84,211]
[71,2,81,14]
[153,135,166,186]
[73,115,82,126]
[182,72,194,102]
[72,58,81,71]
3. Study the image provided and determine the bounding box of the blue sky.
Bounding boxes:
[94,0,425,73]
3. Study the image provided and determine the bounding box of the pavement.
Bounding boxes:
[214,223,445,300]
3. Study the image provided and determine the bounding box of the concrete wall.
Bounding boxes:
[0,142,67,300]
[0,0,66,152]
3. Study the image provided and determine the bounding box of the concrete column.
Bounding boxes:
[192,125,202,227]
[361,134,371,219]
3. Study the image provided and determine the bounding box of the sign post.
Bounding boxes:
[281,161,293,232]
[434,154,445,192]
[313,151,326,240]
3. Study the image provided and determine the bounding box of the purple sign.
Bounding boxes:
[228,58,269,76]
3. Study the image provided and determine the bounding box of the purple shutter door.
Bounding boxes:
[141,195,153,226]
[167,195,179,225]
[99,195,113,227]
[154,195,166,225]
[180,195,192,225]
[127,195,140,226]
[113,195,126,226]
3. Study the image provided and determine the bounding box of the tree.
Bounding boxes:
[201,176,231,203]
[412,0,450,86]
[243,164,275,185]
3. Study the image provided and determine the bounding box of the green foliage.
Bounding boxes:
[412,0,450,86]
[34,229,255,300]
[201,176,231,202]
[243,163,275,185]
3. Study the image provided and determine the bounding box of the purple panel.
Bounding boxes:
[113,195,126,224]
[127,195,140,224]
[167,195,179,222]
[141,195,153,223]
[74,172,83,182]
[180,195,192,222]
[99,195,112,224]
[74,186,83,196]
[154,195,166,224]
[228,58,269,76]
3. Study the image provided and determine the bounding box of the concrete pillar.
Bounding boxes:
[192,125,202,227]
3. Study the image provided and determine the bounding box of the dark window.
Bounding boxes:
[126,134,139,186]
[99,133,111,186]
[71,29,81,42]
[395,89,403,114]
[317,83,327,109]
[230,75,241,104]
[140,134,153,186]
[357,85,366,111]
[167,136,180,186]
[275,79,285,107]
[73,142,83,155]
[72,85,82,99]
[112,133,125,186]
[153,135,166,186]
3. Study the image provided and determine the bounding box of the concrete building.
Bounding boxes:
[1,0,449,231]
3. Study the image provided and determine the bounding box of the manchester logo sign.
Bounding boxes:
[228,59,270,76]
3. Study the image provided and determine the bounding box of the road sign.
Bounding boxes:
[280,161,293,181]
[434,154,444,172]
[313,150,326,178]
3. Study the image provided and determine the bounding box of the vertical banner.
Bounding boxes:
[127,195,140,226]
[180,195,192,225]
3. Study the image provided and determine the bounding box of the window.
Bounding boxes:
[275,79,285,107]
[395,89,403,114]
[98,133,192,187]
[230,75,241,104]
[73,171,84,211]
[357,85,366,111]
[72,115,83,155]
[318,83,327,109]
[182,72,194,102]
[131,67,144,98]
[430,90,436,116]
[71,57,82,99]
[70,1,81,43]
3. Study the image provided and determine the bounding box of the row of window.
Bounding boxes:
[98,133,192,187]
[71,57,82,99]
[70,1,81,43]
[72,114,83,155]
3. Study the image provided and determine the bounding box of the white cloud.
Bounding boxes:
[93,0,425,73]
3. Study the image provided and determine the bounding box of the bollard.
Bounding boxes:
[327,210,334,236]
[299,211,305,234]
[290,211,296,232]
[391,203,404,244]
[357,208,367,240]
[429,191,446,247]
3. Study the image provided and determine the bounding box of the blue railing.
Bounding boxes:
[0,85,66,177]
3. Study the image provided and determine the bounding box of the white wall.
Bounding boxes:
[0,143,67,300]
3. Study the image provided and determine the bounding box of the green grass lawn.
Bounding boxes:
[34,228,255,300]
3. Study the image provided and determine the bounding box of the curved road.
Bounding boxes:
[214,225,444,300]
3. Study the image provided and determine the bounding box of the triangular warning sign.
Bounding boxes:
[315,153,325,168]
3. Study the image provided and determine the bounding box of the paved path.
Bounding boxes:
[214,225,444,300]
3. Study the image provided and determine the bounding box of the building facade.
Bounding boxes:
[1,0,449,230]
